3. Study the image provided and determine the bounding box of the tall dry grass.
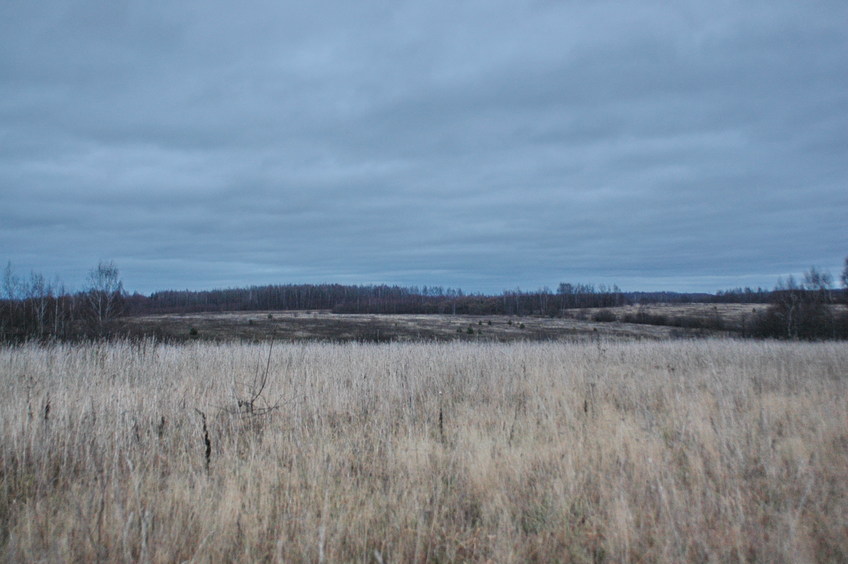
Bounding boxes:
[1,339,846,562]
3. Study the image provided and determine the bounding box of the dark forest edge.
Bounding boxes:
[2,259,848,343]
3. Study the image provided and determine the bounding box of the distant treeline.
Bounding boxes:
[132,283,727,317]
[2,261,124,343]
[3,259,847,342]
[130,282,846,315]
[1,293,84,343]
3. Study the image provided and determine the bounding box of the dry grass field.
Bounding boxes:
[122,307,732,343]
[1,339,847,562]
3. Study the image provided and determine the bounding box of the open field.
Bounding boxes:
[122,304,750,343]
[2,339,847,562]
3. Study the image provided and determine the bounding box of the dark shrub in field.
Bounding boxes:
[623,312,668,326]
[592,310,617,322]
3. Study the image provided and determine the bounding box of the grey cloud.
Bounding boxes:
[1,0,846,293]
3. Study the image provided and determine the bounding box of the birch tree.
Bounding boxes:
[85,261,124,336]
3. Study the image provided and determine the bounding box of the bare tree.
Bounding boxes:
[3,261,21,301]
[841,256,848,290]
[1,262,18,340]
[85,261,124,337]
[769,268,835,339]
[26,271,52,337]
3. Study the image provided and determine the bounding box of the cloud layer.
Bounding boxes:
[2,0,846,293]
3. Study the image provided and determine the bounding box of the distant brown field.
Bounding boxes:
[2,339,846,562]
[121,303,755,343]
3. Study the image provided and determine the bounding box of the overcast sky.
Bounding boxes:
[2,0,846,295]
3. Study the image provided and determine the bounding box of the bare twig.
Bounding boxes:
[194,409,211,471]
[227,335,290,418]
